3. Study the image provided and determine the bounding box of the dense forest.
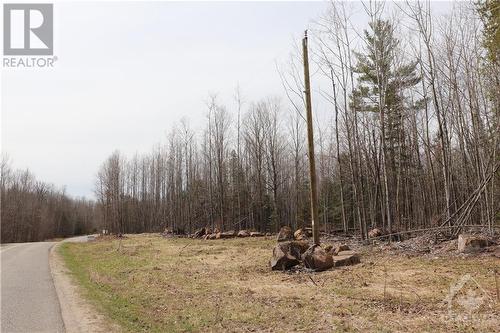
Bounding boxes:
[1,157,96,242]
[94,2,499,237]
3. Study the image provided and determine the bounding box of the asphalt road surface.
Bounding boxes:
[1,236,89,333]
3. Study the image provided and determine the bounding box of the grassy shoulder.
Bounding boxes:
[59,235,500,332]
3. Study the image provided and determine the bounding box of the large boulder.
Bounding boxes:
[301,244,334,271]
[333,250,360,267]
[277,226,293,242]
[457,234,490,253]
[237,230,250,237]
[270,241,308,271]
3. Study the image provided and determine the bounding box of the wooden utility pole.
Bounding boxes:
[302,31,320,245]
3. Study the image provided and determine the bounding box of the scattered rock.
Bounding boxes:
[301,244,334,271]
[237,230,250,238]
[250,231,264,237]
[368,228,383,238]
[277,226,293,242]
[458,234,490,253]
[265,232,272,237]
[270,241,306,270]
[333,250,360,267]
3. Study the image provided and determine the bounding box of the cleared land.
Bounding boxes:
[59,234,500,332]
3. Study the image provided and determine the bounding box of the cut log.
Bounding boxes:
[323,244,333,253]
[219,230,237,239]
[237,230,250,237]
[332,244,350,256]
[457,234,490,253]
[301,244,334,271]
[277,226,293,242]
[333,251,360,267]
[193,227,206,239]
[294,228,309,241]
[270,241,307,270]
[368,228,383,238]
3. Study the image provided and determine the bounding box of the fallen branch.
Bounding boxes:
[308,275,318,286]
[178,242,192,256]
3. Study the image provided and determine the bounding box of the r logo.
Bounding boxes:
[3,4,53,55]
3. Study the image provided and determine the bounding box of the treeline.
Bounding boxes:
[1,158,96,243]
[96,2,499,237]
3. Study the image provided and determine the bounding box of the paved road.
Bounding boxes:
[1,236,89,333]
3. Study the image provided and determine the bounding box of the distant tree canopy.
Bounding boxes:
[1,158,96,243]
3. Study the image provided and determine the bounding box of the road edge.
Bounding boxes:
[49,242,121,333]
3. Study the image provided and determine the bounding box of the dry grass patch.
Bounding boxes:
[60,234,500,332]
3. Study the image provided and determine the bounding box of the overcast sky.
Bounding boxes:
[1,1,453,199]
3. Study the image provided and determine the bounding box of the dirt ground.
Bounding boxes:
[59,234,500,333]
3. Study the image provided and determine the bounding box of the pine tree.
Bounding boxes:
[350,19,422,229]
[351,20,421,167]
[478,0,500,63]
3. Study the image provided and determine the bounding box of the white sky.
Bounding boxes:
[1,1,454,199]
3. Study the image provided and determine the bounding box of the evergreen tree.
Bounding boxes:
[478,0,500,63]
[351,19,422,170]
